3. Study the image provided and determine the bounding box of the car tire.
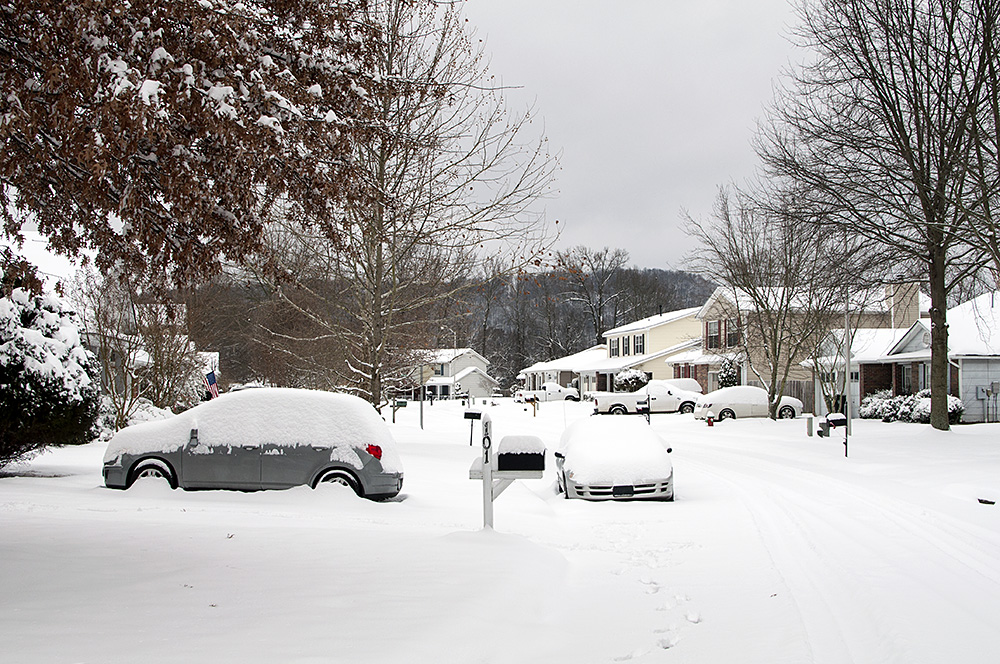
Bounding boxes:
[609,405,627,415]
[127,459,177,489]
[719,408,736,420]
[679,402,695,414]
[778,405,796,419]
[315,469,362,497]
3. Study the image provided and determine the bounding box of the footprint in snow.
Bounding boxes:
[685,611,703,624]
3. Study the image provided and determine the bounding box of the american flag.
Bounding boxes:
[204,371,220,399]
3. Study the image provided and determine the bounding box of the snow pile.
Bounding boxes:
[104,388,403,473]
[558,416,672,484]
[5,399,1000,662]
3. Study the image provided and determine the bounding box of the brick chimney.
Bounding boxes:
[885,282,920,328]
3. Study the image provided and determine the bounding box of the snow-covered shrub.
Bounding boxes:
[0,285,100,466]
[858,388,963,424]
[93,396,174,441]
[614,368,648,392]
[858,389,893,419]
[718,358,740,388]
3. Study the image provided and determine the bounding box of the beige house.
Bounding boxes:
[519,306,704,394]
[674,283,925,408]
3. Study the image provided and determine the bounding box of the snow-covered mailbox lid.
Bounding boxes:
[495,435,546,474]
[827,413,848,427]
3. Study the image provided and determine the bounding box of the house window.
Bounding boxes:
[726,319,740,347]
[622,336,630,355]
[433,363,445,376]
[901,365,912,393]
[634,334,645,355]
[610,338,619,357]
[707,321,720,349]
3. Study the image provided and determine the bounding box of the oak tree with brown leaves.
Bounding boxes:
[1,0,369,285]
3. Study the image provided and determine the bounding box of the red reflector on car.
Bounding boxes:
[366,444,383,460]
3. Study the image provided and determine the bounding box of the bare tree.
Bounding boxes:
[558,246,629,345]
[70,268,201,428]
[758,0,995,429]
[687,187,855,418]
[258,0,557,406]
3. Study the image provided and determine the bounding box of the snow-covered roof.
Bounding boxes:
[603,306,701,337]
[520,345,607,374]
[665,347,737,366]
[415,347,489,366]
[697,285,930,320]
[946,292,1000,356]
[454,366,499,385]
[807,327,912,367]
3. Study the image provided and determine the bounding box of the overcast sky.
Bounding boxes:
[463,0,801,271]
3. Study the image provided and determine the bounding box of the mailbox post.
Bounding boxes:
[467,411,544,530]
[817,412,849,457]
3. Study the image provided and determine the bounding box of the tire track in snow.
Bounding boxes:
[685,443,1000,664]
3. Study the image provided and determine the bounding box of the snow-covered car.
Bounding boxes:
[554,417,674,501]
[662,377,703,393]
[514,382,580,403]
[693,385,802,420]
[592,379,701,415]
[102,388,404,500]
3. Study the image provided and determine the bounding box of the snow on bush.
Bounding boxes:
[93,396,175,442]
[718,357,740,388]
[1,284,100,466]
[614,368,648,393]
[859,388,964,424]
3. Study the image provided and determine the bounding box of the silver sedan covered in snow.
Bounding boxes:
[102,388,404,500]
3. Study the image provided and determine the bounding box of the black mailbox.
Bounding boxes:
[495,435,545,472]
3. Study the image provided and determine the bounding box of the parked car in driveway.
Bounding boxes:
[102,388,404,500]
[592,379,701,415]
[555,417,674,501]
[693,385,802,420]
[514,382,580,403]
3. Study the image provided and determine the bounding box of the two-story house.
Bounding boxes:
[678,283,925,408]
[518,306,704,394]
[414,347,498,399]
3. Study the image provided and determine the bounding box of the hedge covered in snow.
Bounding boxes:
[858,389,964,425]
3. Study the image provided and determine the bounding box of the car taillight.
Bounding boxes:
[366,444,383,460]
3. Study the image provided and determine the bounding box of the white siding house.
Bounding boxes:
[415,348,498,399]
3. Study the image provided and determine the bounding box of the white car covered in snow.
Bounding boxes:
[693,385,802,420]
[592,379,701,415]
[514,382,580,403]
[555,417,674,500]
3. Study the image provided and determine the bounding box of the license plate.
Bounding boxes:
[612,485,634,497]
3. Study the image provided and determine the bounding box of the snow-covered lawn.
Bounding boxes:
[3,398,1000,663]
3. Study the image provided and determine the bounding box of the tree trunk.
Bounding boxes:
[928,240,950,431]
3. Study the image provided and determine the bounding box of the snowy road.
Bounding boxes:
[2,400,1000,663]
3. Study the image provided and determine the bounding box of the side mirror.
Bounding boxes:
[553,452,565,460]
[666,447,673,454]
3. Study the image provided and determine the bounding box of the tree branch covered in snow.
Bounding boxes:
[0,0,370,285]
